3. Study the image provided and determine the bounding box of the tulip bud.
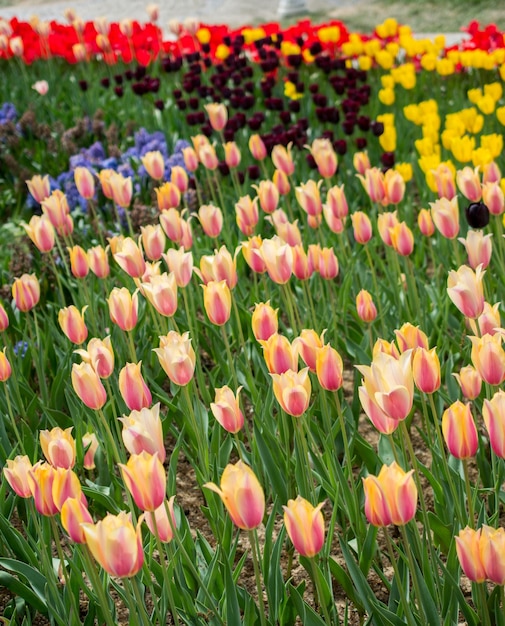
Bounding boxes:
[271,368,311,417]
[71,362,107,410]
[12,274,40,313]
[283,496,325,557]
[316,344,344,391]
[140,225,166,262]
[309,138,337,179]
[204,461,265,530]
[273,169,291,195]
[442,400,478,459]
[61,497,93,543]
[357,167,386,203]
[58,305,88,344]
[171,166,188,193]
[390,222,414,256]
[141,150,165,180]
[0,347,12,382]
[88,245,110,278]
[271,143,295,176]
[260,333,298,374]
[455,527,486,583]
[483,390,505,458]
[120,451,166,512]
[253,181,279,215]
[351,211,373,244]
[224,141,241,168]
[235,195,259,236]
[120,403,165,462]
[198,204,223,238]
[211,386,244,433]
[356,289,377,323]
[74,167,95,199]
[362,462,417,526]
[202,280,232,326]
[249,134,267,161]
[119,362,152,411]
[109,172,132,208]
[417,208,435,237]
[68,245,90,278]
[241,236,267,274]
[144,497,176,543]
[353,151,371,175]
[22,215,55,253]
[205,103,228,132]
[107,287,139,332]
[82,432,99,469]
[453,365,482,400]
[251,301,278,342]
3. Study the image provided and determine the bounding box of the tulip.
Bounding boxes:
[120,403,165,462]
[41,190,71,235]
[261,237,293,284]
[359,385,400,435]
[373,338,400,359]
[68,245,89,279]
[0,347,11,382]
[253,181,279,215]
[141,150,165,180]
[26,174,51,204]
[199,144,219,170]
[40,427,76,469]
[273,169,290,195]
[473,301,501,337]
[22,215,55,253]
[325,185,348,219]
[82,432,99,470]
[480,525,505,585]
[0,302,9,331]
[154,331,196,386]
[377,211,398,247]
[111,236,146,279]
[205,102,228,132]
[81,511,144,577]
[141,272,178,318]
[260,333,298,374]
[316,344,344,391]
[171,166,188,193]
[163,247,193,288]
[204,461,265,530]
[469,333,505,386]
[74,167,95,199]
[356,350,414,421]
[12,274,40,312]
[453,365,482,400]
[271,143,295,176]
[362,462,417,526]
[198,205,223,238]
[98,169,115,199]
[417,208,435,237]
[383,169,405,205]
[241,236,267,274]
[140,225,166,262]
[295,180,323,217]
[202,280,232,326]
[456,166,482,202]
[211,386,244,433]
[356,290,377,323]
[88,245,110,278]
[483,390,505,458]
[458,231,492,270]
[224,142,241,169]
[235,195,259,236]
[447,264,485,319]
[353,151,371,175]
[71,362,107,410]
[271,368,311,417]
[431,162,456,199]
[156,182,181,211]
[292,245,312,281]
[357,167,386,203]
[249,134,267,161]
[58,305,88,345]
[293,329,324,372]
[251,302,278,342]
[144,497,177,543]
[28,462,59,516]
[390,222,414,256]
[481,181,504,216]
[61,497,93,543]
[109,172,132,208]
[159,209,183,244]
[120,451,166,512]
[182,146,199,172]
[107,287,138,332]
[351,211,373,244]
[455,527,486,583]
[268,212,302,247]
[52,467,85,511]
[309,138,337,179]
[394,322,429,353]
[319,247,339,279]
[119,362,152,411]
[442,400,478,459]
[77,336,115,379]
[430,196,460,239]
[412,347,441,394]
[3,455,33,498]
[283,496,325,557]
[199,246,237,289]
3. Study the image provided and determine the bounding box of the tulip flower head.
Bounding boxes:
[61,497,93,543]
[12,274,40,313]
[107,287,139,332]
[82,432,99,470]
[356,289,377,323]
[71,362,107,410]
[251,301,278,342]
[144,496,177,543]
[22,215,55,253]
[82,511,144,577]
[163,247,194,288]
[154,331,196,386]
[362,462,417,526]
[202,280,232,326]
[442,400,478,459]
[120,403,166,462]
[447,264,485,320]
[271,368,311,417]
[210,385,244,433]
[75,336,115,379]
[58,305,88,345]
[119,451,166,512]
[483,390,505,458]
[40,427,76,469]
[204,461,265,530]
[3,455,33,498]
[0,347,12,382]
[430,196,460,239]
[283,496,325,557]
[469,333,505,386]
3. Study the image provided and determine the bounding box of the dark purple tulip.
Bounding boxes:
[355,137,367,150]
[334,139,347,155]
[371,121,384,137]
[176,99,187,110]
[100,77,110,88]
[154,99,164,111]
[79,80,88,91]
[465,202,490,228]
[248,165,261,180]
[381,152,395,168]
[114,86,124,97]
[218,161,230,176]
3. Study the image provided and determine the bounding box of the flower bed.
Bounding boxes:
[0,10,505,626]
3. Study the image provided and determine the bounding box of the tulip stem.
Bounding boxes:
[281,283,299,337]
[310,557,333,626]
[462,459,475,529]
[295,418,315,503]
[183,383,209,474]
[127,331,137,363]
[3,381,24,451]
[249,530,267,626]
[81,545,116,626]
[221,324,239,390]
[49,516,81,625]
[48,253,66,306]
[399,524,427,624]
[151,514,180,626]
[477,582,492,626]
[382,528,417,626]
[97,408,125,466]
[364,246,387,337]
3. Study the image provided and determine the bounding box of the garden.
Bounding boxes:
[0,6,504,625]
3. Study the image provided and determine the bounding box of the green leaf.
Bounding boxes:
[0,558,48,608]
[222,546,241,626]
[287,582,327,626]
[0,571,47,614]
[254,425,288,504]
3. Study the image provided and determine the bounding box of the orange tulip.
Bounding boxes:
[40,427,76,469]
[442,400,478,459]
[118,362,152,412]
[202,280,232,326]
[3,455,33,498]
[120,451,166,512]
[283,496,325,557]
[271,368,311,417]
[71,362,107,410]
[12,274,40,312]
[363,462,417,526]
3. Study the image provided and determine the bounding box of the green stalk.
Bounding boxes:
[462,459,475,529]
[310,557,333,626]
[151,513,180,626]
[81,545,116,626]
[3,381,24,450]
[382,528,417,626]
[399,524,427,624]
[221,324,239,390]
[49,516,81,625]
[364,246,387,337]
[249,530,267,626]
